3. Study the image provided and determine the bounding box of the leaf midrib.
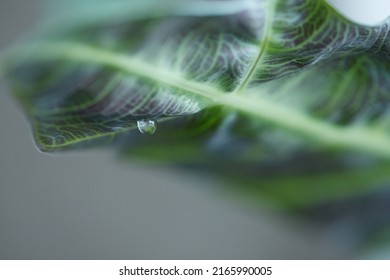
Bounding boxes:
[234,0,277,94]
[5,41,390,159]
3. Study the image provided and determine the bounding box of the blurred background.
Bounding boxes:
[0,0,389,259]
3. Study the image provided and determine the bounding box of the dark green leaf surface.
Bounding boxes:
[2,0,390,157]
[2,0,390,213]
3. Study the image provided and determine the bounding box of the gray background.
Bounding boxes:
[0,0,387,259]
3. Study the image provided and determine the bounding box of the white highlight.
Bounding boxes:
[327,0,390,25]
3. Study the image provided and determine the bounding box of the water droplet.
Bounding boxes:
[137,119,157,135]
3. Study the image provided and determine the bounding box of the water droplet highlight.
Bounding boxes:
[137,119,157,135]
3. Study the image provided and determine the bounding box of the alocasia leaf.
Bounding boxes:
[1,0,390,240]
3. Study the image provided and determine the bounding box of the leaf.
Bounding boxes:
[2,0,390,156]
[2,0,390,207]
[2,0,390,250]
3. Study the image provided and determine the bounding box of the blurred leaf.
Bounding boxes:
[1,0,390,218]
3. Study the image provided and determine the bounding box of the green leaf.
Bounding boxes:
[1,0,390,213]
[2,0,389,156]
[2,0,390,249]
